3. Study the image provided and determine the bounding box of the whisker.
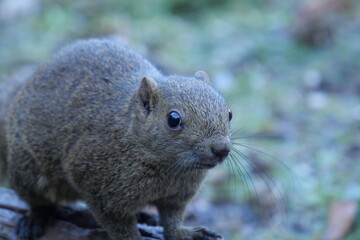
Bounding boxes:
[231,133,282,140]
[232,142,294,179]
[227,154,239,199]
[231,147,288,224]
[181,161,194,202]
[224,160,232,188]
[157,158,184,182]
[163,159,186,210]
[229,152,255,205]
[229,152,259,225]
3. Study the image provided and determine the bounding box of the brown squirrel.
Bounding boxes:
[0,39,232,240]
[0,65,36,184]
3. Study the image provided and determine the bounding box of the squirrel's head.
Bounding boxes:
[133,71,231,171]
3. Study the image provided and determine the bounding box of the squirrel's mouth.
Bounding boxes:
[193,162,217,169]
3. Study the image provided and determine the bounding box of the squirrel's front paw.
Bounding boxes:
[166,226,223,240]
[16,215,47,239]
[16,205,55,240]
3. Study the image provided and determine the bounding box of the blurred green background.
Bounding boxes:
[1,0,360,239]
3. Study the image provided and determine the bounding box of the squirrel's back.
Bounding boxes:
[7,39,162,153]
[5,39,162,192]
[0,66,35,183]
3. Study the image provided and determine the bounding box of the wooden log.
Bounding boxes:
[0,187,164,240]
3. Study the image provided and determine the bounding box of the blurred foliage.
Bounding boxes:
[1,0,360,239]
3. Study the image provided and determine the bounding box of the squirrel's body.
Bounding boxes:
[0,66,35,183]
[2,39,231,240]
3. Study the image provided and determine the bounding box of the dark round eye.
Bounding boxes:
[168,111,182,129]
[228,109,233,121]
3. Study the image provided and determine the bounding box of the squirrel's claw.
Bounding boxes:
[193,226,223,240]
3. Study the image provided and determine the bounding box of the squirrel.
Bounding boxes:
[1,39,232,240]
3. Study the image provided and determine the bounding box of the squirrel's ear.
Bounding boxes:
[138,76,159,112]
[194,70,211,85]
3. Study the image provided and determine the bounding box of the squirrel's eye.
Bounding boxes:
[228,109,233,122]
[168,111,182,129]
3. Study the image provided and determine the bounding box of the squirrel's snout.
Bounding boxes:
[211,145,230,159]
[210,137,231,163]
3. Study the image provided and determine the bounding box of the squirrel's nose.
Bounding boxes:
[211,144,230,160]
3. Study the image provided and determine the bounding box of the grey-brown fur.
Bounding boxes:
[0,66,36,184]
[2,39,231,240]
